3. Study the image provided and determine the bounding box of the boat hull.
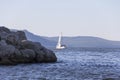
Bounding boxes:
[56,46,65,49]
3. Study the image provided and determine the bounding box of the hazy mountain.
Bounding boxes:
[23,30,56,47]
[45,36,120,48]
[12,29,120,48]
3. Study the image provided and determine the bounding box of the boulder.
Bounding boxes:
[0,45,15,57]
[6,34,18,45]
[43,49,57,62]
[0,26,10,33]
[20,40,43,50]
[9,49,26,63]
[20,40,57,62]
[0,26,57,65]
[16,31,27,41]
[0,45,16,65]
[0,32,9,40]
[20,40,45,62]
[20,49,36,62]
[0,40,7,46]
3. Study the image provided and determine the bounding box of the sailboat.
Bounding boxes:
[56,33,66,49]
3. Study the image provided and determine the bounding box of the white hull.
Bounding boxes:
[56,46,65,49]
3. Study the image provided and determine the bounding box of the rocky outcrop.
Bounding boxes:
[0,26,57,65]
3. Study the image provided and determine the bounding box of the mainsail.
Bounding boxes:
[56,33,66,49]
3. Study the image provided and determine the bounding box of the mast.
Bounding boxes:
[57,32,62,47]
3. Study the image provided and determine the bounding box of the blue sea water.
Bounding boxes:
[0,48,120,80]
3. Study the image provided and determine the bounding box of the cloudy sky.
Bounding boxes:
[0,0,120,40]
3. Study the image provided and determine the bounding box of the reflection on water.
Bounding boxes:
[0,48,120,80]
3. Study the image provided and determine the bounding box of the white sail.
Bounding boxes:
[56,33,66,49]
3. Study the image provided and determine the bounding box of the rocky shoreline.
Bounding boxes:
[0,26,57,65]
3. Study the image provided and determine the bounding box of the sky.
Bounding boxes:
[0,0,120,40]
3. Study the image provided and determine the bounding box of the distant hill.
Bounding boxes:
[23,30,56,47]
[11,29,120,48]
[45,36,120,48]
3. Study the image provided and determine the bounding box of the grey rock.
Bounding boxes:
[6,34,18,45]
[0,58,15,65]
[44,49,57,62]
[0,32,9,40]
[0,26,10,33]
[20,49,36,62]
[9,49,35,63]
[0,40,7,46]
[9,49,24,63]
[20,40,57,62]
[16,31,27,41]
[20,40,43,49]
[35,50,45,62]
[0,26,57,65]
[0,45,15,57]
[0,45,16,65]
